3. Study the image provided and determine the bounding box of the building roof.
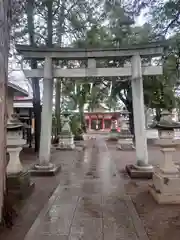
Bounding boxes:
[13,96,42,108]
[13,95,33,108]
[14,96,33,101]
[8,82,29,97]
[13,101,33,108]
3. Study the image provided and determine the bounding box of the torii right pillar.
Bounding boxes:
[126,54,153,179]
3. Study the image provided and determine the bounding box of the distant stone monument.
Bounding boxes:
[108,115,119,140]
[149,110,180,204]
[57,113,75,150]
[117,115,135,150]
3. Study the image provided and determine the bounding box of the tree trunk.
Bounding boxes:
[27,0,41,152]
[144,106,149,129]
[155,108,161,121]
[126,102,134,135]
[31,67,41,152]
[79,105,86,133]
[46,0,53,46]
[55,79,62,136]
[55,0,65,137]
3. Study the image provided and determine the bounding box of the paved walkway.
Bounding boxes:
[25,138,148,240]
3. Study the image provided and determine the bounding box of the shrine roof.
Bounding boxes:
[8,82,29,97]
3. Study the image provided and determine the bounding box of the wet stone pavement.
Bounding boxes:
[25,138,148,240]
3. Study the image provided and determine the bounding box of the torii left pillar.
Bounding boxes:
[30,57,60,176]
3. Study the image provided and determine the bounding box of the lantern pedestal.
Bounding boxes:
[149,124,180,204]
[7,147,23,174]
[57,133,75,150]
[149,166,180,204]
[149,144,180,204]
[117,137,135,150]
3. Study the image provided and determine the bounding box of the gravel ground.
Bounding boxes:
[109,143,180,240]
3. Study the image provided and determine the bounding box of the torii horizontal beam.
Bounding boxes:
[23,66,162,78]
[16,41,166,60]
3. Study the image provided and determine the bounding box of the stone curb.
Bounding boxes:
[125,195,149,240]
[24,185,63,240]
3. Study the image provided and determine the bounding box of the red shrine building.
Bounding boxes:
[84,104,125,131]
[13,98,128,132]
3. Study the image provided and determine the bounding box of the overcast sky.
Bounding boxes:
[135,9,147,26]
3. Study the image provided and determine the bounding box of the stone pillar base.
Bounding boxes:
[56,143,75,150]
[74,135,84,141]
[149,168,180,204]
[117,138,135,150]
[56,135,75,150]
[6,171,35,200]
[29,163,61,176]
[108,131,119,141]
[126,164,153,179]
[149,184,180,204]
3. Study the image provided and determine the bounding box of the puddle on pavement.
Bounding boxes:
[82,196,102,218]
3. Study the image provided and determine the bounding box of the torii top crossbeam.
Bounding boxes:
[16,41,167,60]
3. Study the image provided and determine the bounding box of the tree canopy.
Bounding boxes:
[10,0,180,135]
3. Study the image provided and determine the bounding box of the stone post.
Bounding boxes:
[39,57,53,165]
[125,55,153,179]
[102,117,105,130]
[144,106,149,129]
[32,57,60,175]
[131,54,149,166]
[89,117,91,130]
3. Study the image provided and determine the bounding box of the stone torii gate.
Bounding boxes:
[16,43,165,176]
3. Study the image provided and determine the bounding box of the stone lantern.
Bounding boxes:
[57,113,75,150]
[149,110,180,204]
[108,115,119,140]
[6,114,34,199]
[117,115,135,150]
[6,114,26,174]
